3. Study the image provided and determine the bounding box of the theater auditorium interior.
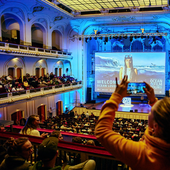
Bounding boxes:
[0,0,169,169]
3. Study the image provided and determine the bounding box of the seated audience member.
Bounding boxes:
[20,117,26,126]
[23,80,30,89]
[95,75,170,170]
[86,140,95,146]
[72,137,83,144]
[48,107,53,118]
[32,137,96,170]
[50,130,63,140]
[0,137,33,170]
[20,115,48,137]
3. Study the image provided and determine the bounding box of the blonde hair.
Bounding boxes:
[153,97,170,143]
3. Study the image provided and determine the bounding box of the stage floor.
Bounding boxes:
[84,101,151,113]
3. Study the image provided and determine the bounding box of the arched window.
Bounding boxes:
[131,40,143,52]
[54,61,63,77]
[52,30,62,50]
[5,57,24,80]
[31,24,44,48]
[34,59,47,78]
[1,14,20,44]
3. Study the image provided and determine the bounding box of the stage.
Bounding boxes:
[84,101,151,113]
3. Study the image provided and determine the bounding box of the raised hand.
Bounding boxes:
[114,75,130,98]
[143,82,156,103]
[41,133,48,137]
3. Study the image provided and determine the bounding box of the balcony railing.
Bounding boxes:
[0,82,82,105]
[0,42,72,59]
[0,131,129,170]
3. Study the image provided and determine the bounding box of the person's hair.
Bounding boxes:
[50,130,61,138]
[72,137,82,144]
[86,140,95,146]
[153,97,170,143]
[4,137,28,155]
[21,115,39,134]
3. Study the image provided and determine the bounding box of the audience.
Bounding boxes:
[32,137,96,170]
[0,137,33,170]
[0,72,79,94]
[95,75,170,170]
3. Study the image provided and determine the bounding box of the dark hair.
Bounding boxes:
[50,130,61,138]
[21,115,39,134]
[72,137,82,144]
[4,137,28,155]
[153,97,170,143]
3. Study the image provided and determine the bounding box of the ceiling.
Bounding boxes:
[45,0,169,16]
[59,0,167,12]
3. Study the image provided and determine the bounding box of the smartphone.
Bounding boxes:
[127,82,146,94]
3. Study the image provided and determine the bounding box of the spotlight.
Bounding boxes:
[109,36,111,39]
[85,37,88,43]
[105,37,108,42]
[90,37,92,40]
[94,36,97,40]
[99,36,103,40]
[79,37,81,41]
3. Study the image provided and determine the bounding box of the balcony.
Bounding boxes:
[0,42,72,59]
[0,82,82,106]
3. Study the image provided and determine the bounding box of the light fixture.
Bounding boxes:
[74,32,167,39]
[85,37,88,43]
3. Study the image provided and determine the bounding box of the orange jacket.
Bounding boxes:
[95,93,170,170]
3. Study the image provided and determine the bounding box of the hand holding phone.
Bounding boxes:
[127,82,146,94]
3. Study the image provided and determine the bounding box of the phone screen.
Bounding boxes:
[127,82,146,94]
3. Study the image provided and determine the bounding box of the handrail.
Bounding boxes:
[0,42,72,58]
[6,125,97,140]
[0,131,111,157]
[0,131,129,169]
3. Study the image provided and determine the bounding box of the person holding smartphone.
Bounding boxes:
[95,75,170,170]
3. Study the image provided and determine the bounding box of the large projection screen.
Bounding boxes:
[95,52,166,95]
